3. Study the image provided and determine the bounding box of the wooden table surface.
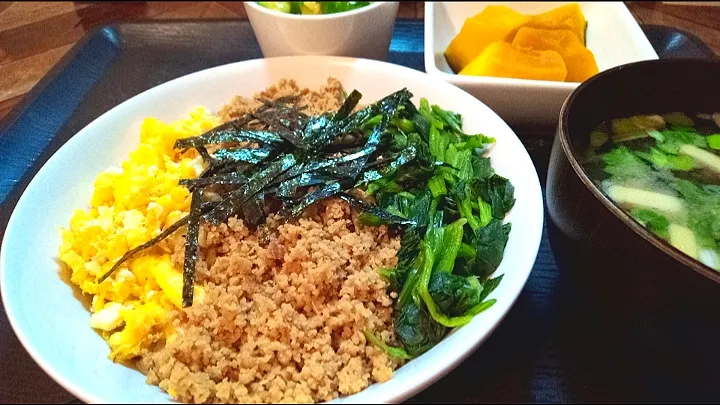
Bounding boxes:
[0,1,719,123]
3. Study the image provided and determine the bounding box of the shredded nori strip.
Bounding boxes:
[174,127,284,149]
[339,193,417,226]
[335,90,362,121]
[181,188,203,307]
[257,94,302,106]
[202,154,297,225]
[196,145,214,163]
[252,110,308,148]
[97,201,219,282]
[354,146,418,188]
[363,146,417,170]
[286,181,344,218]
[356,169,384,186]
[274,173,336,198]
[179,172,248,188]
[320,161,365,179]
[274,147,372,185]
[98,215,190,283]
[241,192,267,226]
[212,146,272,164]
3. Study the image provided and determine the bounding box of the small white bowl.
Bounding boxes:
[244,1,400,61]
[424,1,659,130]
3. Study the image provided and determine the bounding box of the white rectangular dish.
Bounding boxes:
[424,1,659,130]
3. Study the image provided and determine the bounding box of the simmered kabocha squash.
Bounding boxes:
[459,41,568,82]
[444,6,529,73]
[523,3,587,45]
[512,27,598,82]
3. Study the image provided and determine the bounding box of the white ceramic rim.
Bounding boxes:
[0,55,544,404]
[243,1,387,20]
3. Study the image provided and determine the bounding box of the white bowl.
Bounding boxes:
[424,1,659,130]
[244,1,400,60]
[0,56,544,404]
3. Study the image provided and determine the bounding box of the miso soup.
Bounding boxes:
[583,112,720,271]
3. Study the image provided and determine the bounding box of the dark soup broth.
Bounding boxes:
[582,112,720,271]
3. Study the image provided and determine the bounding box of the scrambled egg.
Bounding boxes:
[58,107,221,361]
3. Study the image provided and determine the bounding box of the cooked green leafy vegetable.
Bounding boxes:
[587,112,720,271]
[656,130,707,154]
[427,272,482,317]
[474,175,516,220]
[362,330,411,360]
[363,98,513,356]
[631,208,670,239]
[709,134,720,150]
[469,219,512,279]
[394,300,446,357]
[672,179,720,251]
[635,147,696,171]
[601,146,653,180]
